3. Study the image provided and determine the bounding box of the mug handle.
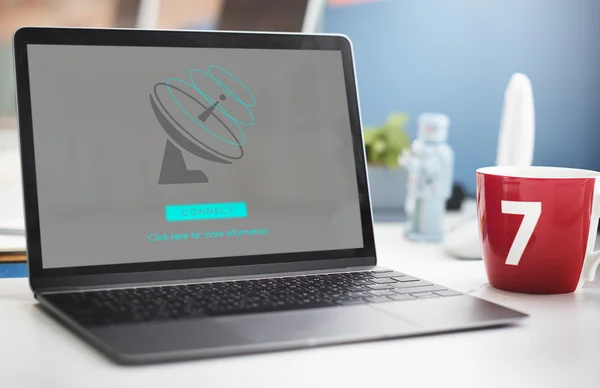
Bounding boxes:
[582,179,600,282]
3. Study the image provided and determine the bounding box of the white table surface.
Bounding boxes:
[2,213,600,388]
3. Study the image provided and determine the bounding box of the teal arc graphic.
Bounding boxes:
[150,63,257,185]
[166,64,257,146]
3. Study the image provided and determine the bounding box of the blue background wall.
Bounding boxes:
[325,0,600,193]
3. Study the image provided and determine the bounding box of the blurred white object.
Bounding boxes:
[496,73,535,166]
[135,0,161,29]
[0,234,25,253]
[302,0,327,32]
[0,129,25,252]
[0,217,24,235]
[444,73,535,259]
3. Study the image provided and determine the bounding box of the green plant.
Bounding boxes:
[363,112,411,169]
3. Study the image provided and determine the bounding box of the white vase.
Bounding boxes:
[367,165,408,212]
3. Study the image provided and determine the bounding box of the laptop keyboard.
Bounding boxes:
[43,270,462,327]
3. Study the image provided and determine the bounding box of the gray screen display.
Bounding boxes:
[27,44,363,268]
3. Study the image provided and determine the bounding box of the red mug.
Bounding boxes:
[476,166,600,294]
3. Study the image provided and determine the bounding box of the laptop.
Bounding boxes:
[13,27,527,365]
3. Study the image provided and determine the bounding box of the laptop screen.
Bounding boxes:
[26,44,364,269]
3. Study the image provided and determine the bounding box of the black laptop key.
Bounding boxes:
[344,286,365,293]
[351,280,374,286]
[347,291,369,297]
[344,272,372,279]
[43,271,445,327]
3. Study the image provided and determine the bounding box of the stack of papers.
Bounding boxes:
[0,235,25,253]
[0,216,24,234]
[0,217,25,254]
[0,128,26,253]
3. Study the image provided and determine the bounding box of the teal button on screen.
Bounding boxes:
[165,202,247,222]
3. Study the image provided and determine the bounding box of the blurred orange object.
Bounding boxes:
[0,0,120,43]
[0,253,26,263]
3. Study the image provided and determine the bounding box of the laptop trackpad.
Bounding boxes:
[92,319,252,355]
[219,305,420,344]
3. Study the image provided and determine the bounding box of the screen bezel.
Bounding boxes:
[13,27,376,282]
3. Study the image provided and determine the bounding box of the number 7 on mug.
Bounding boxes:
[501,201,542,266]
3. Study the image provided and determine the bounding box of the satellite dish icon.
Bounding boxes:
[149,65,256,184]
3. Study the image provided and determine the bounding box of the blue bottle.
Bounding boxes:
[402,113,454,242]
